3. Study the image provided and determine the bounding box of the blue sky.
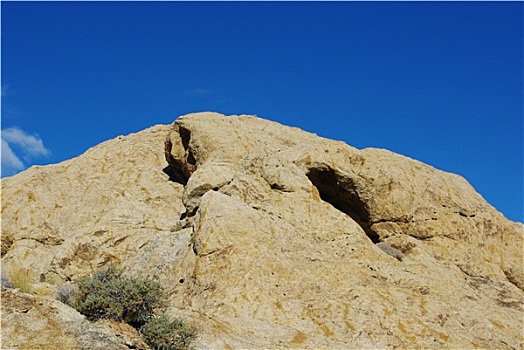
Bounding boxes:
[1,1,522,222]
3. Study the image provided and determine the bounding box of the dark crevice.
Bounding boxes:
[187,150,196,166]
[306,168,380,243]
[179,126,196,166]
[162,165,188,185]
[504,269,524,292]
[179,126,190,149]
[164,125,197,184]
[372,217,411,225]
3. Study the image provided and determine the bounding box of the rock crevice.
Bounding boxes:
[305,167,380,243]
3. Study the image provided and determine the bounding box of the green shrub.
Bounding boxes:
[140,314,196,350]
[69,264,195,349]
[70,264,168,327]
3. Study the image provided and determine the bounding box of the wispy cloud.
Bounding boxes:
[1,138,25,175]
[1,127,50,177]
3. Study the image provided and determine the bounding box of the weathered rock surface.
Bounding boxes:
[2,124,186,284]
[2,112,523,349]
[1,287,149,349]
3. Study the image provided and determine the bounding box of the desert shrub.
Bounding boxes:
[70,264,168,327]
[140,314,196,350]
[4,264,32,293]
[55,282,77,304]
[70,264,195,348]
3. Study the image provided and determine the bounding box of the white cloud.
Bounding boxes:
[1,138,24,176]
[1,127,50,177]
[2,128,50,158]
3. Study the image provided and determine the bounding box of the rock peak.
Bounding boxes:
[2,112,522,349]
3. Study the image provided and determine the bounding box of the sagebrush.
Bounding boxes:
[70,264,167,327]
[68,264,195,349]
[140,314,197,350]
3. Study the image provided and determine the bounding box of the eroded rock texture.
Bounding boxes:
[1,287,149,349]
[2,112,522,349]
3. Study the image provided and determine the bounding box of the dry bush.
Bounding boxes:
[4,263,32,293]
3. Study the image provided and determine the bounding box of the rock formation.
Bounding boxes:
[1,287,149,349]
[2,112,523,349]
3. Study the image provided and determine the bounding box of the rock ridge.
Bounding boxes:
[2,112,523,349]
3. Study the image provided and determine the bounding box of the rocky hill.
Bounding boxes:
[2,112,522,349]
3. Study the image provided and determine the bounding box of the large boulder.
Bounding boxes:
[163,112,522,349]
[2,112,522,349]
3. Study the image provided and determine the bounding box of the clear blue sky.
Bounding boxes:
[1,2,522,222]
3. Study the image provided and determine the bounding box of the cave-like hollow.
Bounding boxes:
[306,168,380,243]
[164,125,196,185]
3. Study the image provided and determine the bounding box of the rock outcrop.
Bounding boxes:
[2,112,523,349]
[1,287,150,349]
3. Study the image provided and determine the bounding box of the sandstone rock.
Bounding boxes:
[2,112,522,349]
[165,113,523,349]
[1,287,149,349]
[1,124,186,285]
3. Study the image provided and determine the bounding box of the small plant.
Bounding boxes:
[140,314,196,350]
[70,264,168,327]
[55,282,77,304]
[69,264,196,349]
[4,264,32,293]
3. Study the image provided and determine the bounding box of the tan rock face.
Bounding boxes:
[1,125,186,284]
[1,287,149,349]
[2,112,523,349]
